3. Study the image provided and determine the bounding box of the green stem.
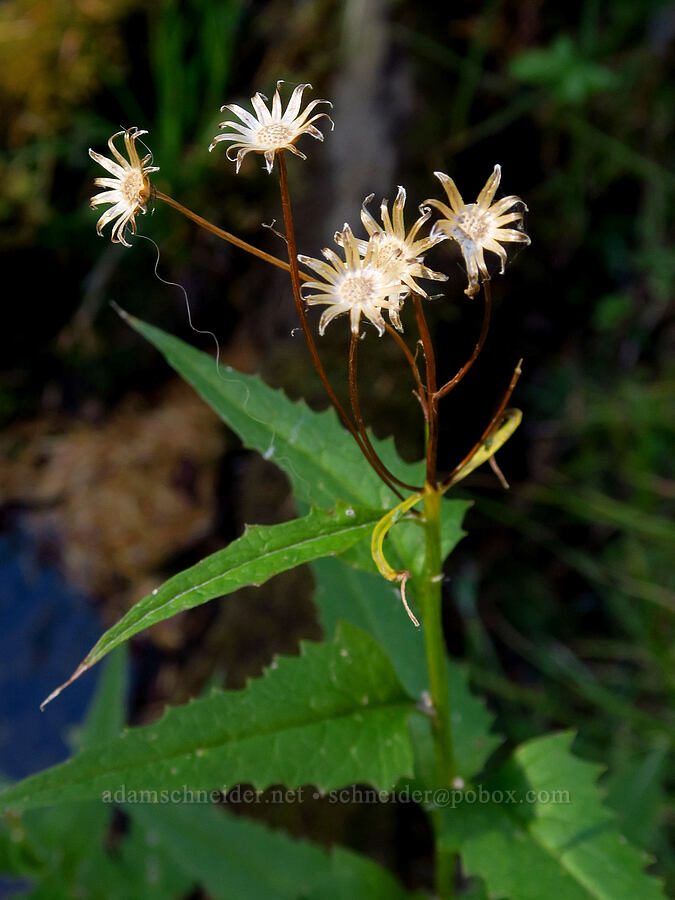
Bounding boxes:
[434,834,456,900]
[420,482,457,898]
[421,483,455,783]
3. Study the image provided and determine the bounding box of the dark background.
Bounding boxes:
[1,0,673,893]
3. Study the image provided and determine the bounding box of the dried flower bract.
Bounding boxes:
[299,225,407,336]
[209,82,333,173]
[89,128,158,247]
[426,165,529,297]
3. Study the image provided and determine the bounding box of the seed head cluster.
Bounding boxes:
[88,85,529,322]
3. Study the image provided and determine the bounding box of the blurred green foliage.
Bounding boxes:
[509,34,618,105]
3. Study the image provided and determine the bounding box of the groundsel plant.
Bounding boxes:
[1,81,664,900]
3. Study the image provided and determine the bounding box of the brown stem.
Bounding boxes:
[440,359,522,490]
[413,294,439,486]
[348,334,421,495]
[384,323,429,420]
[155,190,304,276]
[434,280,492,401]
[276,152,406,495]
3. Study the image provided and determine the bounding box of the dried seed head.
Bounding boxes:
[88,128,159,247]
[426,165,530,297]
[209,82,333,173]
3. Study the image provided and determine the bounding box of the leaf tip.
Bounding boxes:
[110,300,134,325]
[40,660,91,711]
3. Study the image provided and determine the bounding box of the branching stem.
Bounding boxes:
[156,177,519,900]
[413,294,439,486]
[384,323,429,419]
[348,334,422,493]
[434,281,492,401]
[441,359,522,490]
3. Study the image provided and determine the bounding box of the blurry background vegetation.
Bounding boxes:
[0,0,673,893]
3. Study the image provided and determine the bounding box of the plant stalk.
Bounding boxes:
[412,294,439,486]
[421,482,457,899]
[383,323,429,419]
[421,483,456,787]
[434,281,492,402]
[434,840,456,900]
[155,190,295,274]
[348,333,422,493]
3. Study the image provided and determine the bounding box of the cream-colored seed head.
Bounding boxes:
[299,225,407,337]
[209,82,333,173]
[88,128,159,247]
[335,186,448,328]
[426,165,530,297]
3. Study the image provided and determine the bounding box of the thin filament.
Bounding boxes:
[136,233,223,376]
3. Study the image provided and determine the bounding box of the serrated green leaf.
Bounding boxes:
[75,650,416,898]
[129,801,416,900]
[122,311,423,509]
[47,504,384,699]
[312,556,501,779]
[0,624,414,813]
[439,732,665,900]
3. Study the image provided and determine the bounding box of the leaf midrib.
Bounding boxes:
[88,515,378,661]
[2,701,415,805]
[495,800,627,900]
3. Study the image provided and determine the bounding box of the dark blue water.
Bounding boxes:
[0,530,101,780]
